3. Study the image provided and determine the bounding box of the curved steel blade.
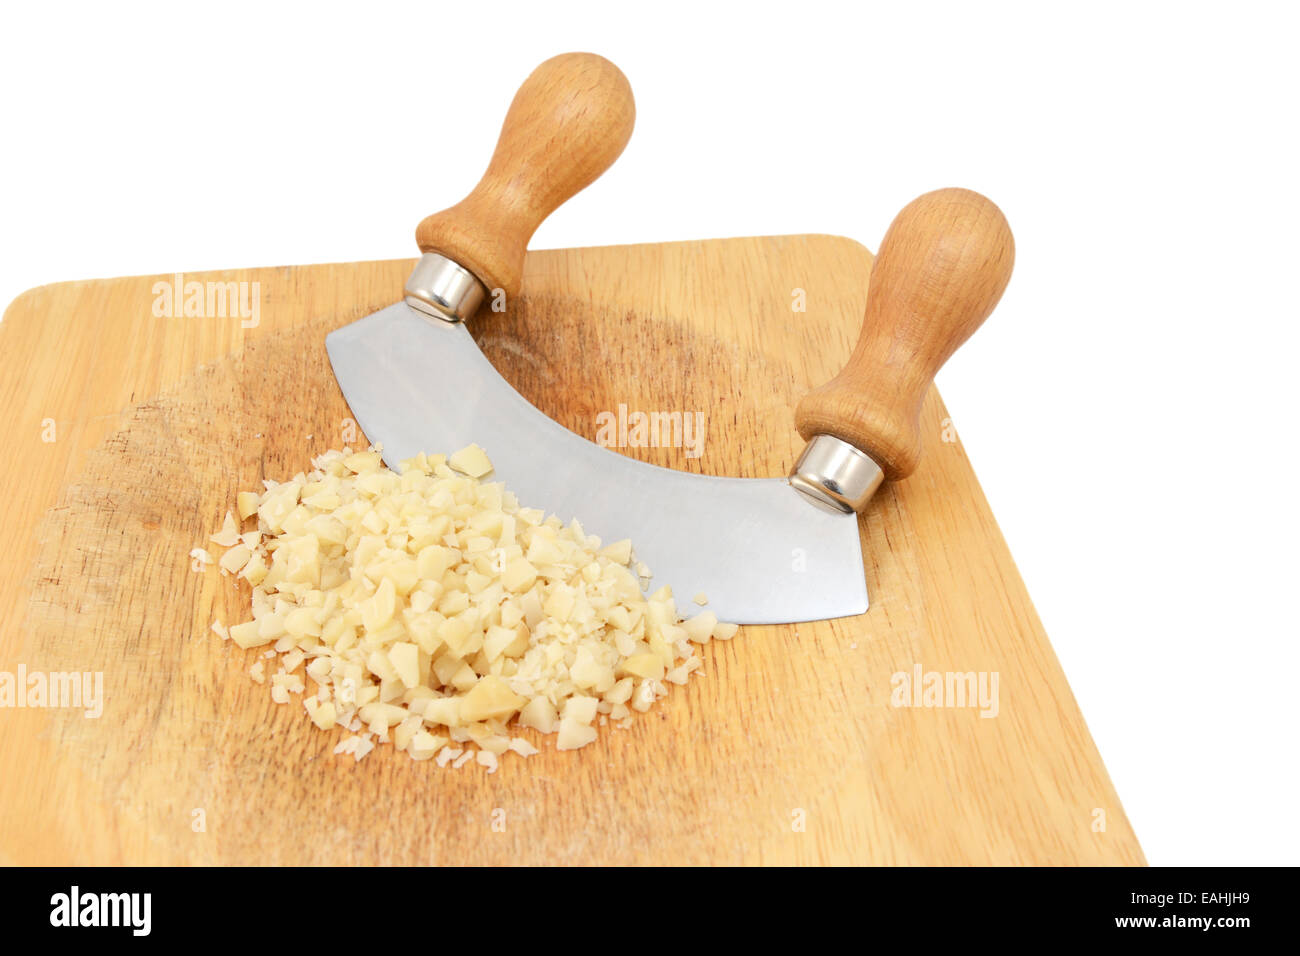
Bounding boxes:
[326,303,867,624]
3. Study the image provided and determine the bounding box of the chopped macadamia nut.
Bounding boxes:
[621,653,665,681]
[519,696,558,734]
[713,621,739,640]
[270,671,305,704]
[205,444,732,765]
[409,730,446,761]
[599,539,632,564]
[210,511,241,547]
[556,716,599,751]
[237,491,261,520]
[219,544,253,575]
[682,611,718,643]
[563,695,599,725]
[305,696,337,730]
[388,641,420,688]
[508,737,539,757]
[459,675,525,723]
[229,620,273,649]
[448,443,493,478]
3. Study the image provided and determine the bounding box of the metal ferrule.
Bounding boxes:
[789,434,885,514]
[403,252,486,323]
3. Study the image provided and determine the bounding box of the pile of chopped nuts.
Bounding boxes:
[203,445,735,770]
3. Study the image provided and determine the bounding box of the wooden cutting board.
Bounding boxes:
[0,235,1144,865]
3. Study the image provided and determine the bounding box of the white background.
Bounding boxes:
[2,1,1296,866]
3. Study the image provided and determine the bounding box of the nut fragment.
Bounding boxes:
[556,717,599,751]
[219,544,252,575]
[458,675,525,723]
[681,611,717,643]
[210,511,241,547]
[237,492,261,521]
[448,443,493,478]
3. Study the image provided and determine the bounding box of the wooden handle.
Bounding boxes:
[795,188,1014,481]
[414,53,635,301]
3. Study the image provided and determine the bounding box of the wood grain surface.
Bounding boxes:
[0,235,1144,865]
